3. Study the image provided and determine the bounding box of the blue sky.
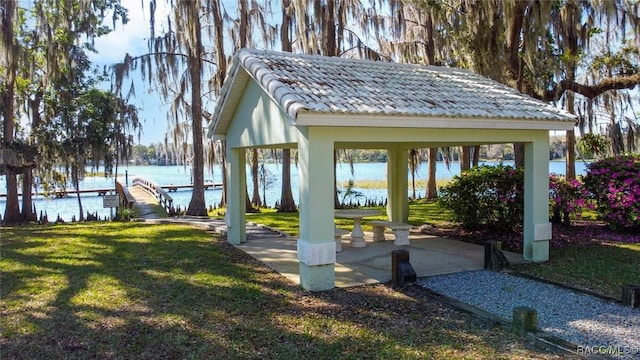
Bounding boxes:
[88,0,176,145]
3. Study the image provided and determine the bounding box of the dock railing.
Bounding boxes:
[115,179,134,210]
[132,176,175,215]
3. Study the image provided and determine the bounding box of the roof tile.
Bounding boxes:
[228,49,575,124]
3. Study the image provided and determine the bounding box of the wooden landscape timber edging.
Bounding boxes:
[408,283,604,359]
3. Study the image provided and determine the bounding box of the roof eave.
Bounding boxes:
[208,56,247,138]
[296,112,576,131]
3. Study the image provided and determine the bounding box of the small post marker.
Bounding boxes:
[484,241,492,269]
[512,306,537,337]
[484,240,509,271]
[391,249,416,287]
[622,285,640,308]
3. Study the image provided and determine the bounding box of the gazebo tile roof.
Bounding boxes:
[210,49,575,135]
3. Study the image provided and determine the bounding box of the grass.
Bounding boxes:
[0,222,561,359]
[337,178,451,190]
[513,241,640,299]
[240,200,452,237]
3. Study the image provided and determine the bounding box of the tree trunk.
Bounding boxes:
[423,13,439,201]
[323,0,338,56]
[411,169,416,200]
[220,144,227,207]
[566,130,576,179]
[507,3,527,172]
[562,1,579,180]
[3,174,20,223]
[278,1,296,213]
[426,148,437,199]
[460,146,471,172]
[278,149,297,212]
[409,149,418,200]
[186,2,207,216]
[261,164,268,207]
[565,91,577,179]
[251,149,261,207]
[472,145,480,167]
[1,0,20,224]
[281,0,292,52]
[514,143,525,168]
[23,91,43,222]
[72,169,84,221]
[22,170,36,221]
[245,187,257,212]
[244,149,256,212]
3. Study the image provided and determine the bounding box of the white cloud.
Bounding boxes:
[90,0,172,65]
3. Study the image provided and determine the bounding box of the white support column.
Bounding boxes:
[226,147,247,245]
[523,133,551,262]
[297,128,335,291]
[386,145,409,223]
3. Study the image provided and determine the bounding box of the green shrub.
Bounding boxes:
[116,207,133,221]
[438,165,524,231]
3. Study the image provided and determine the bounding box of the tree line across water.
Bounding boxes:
[129,134,600,167]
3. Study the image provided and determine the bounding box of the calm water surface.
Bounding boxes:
[1,160,587,222]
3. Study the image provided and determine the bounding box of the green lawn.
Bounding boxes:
[1,222,560,359]
[240,199,451,237]
[513,241,640,299]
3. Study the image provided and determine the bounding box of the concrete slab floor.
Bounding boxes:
[234,232,525,288]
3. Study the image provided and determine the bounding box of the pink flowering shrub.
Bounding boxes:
[439,160,640,252]
[583,155,640,230]
[549,174,593,226]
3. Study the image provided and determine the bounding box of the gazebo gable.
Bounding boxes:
[223,78,300,148]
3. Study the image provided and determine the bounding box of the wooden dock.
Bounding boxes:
[0,183,222,198]
[0,188,115,198]
[128,186,167,219]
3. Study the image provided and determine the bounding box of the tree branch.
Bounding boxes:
[121,51,217,66]
[541,73,640,101]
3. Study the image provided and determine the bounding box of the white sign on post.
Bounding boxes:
[103,194,120,208]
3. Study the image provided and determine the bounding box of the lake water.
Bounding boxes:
[1,160,587,222]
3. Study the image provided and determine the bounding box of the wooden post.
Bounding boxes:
[622,285,640,308]
[392,249,416,287]
[512,306,537,337]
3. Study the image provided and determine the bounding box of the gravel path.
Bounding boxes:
[419,270,640,359]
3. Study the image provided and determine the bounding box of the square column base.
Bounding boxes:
[530,239,550,262]
[524,239,550,262]
[524,223,551,262]
[299,263,335,291]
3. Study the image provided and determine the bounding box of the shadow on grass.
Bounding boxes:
[1,222,558,359]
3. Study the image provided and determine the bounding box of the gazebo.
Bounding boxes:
[208,49,576,291]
